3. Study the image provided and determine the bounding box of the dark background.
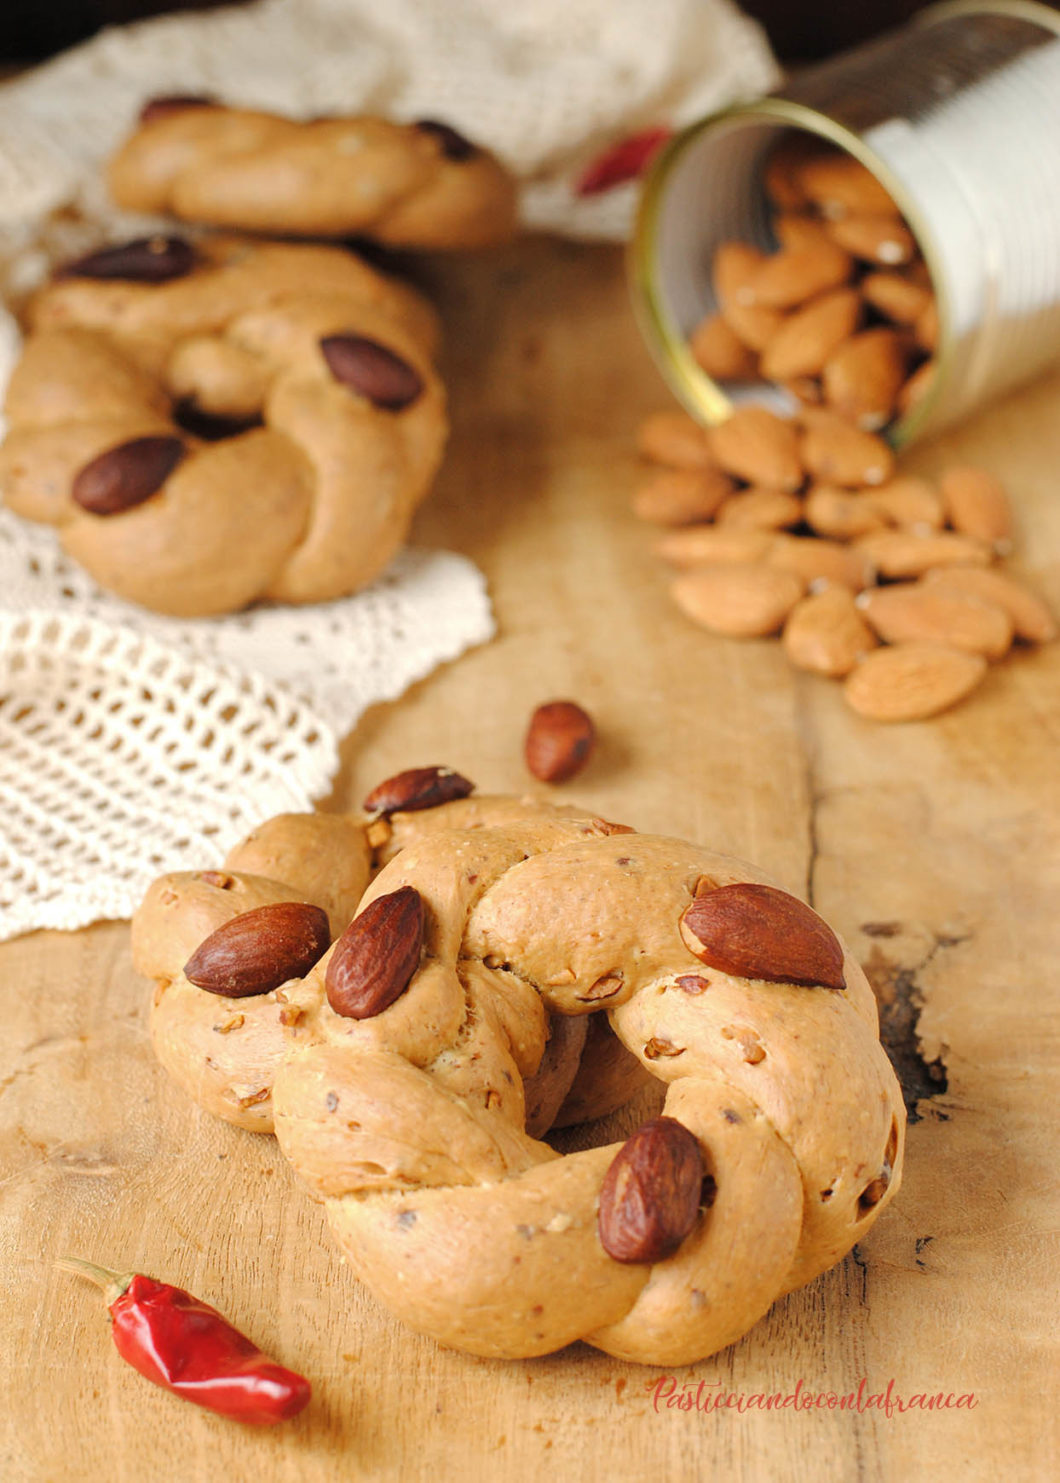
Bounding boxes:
[0,1,1013,67]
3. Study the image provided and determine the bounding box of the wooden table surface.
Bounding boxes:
[1,236,1057,1482]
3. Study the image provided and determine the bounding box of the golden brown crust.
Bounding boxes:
[0,238,447,615]
[108,107,518,250]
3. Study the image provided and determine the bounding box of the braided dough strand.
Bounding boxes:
[107,106,518,249]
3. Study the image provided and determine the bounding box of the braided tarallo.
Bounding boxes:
[132,767,904,1366]
[0,235,446,615]
[108,98,518,249]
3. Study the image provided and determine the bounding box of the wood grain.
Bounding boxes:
[1,236,1057,1482]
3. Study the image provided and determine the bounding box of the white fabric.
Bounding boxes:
[0,0,777,939]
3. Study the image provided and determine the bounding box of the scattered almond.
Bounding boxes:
[800,409,895,487]
[867,475,945,530]
[804,484,888,541]
[896,359,937,416]
[714,486,802,531]
[655,525,774,568]
[922,566,1056,644]
[783,586,878,676]
[708,405,803,491]
[524,701,596,783]
[843,643,988,722]
[671,563,805,637]
[766,533,876,592]
[637,409,717,469]
[632,467,734,525]
[854,528,991,578]
[938,465,1012,547]
[857,583,1013,660]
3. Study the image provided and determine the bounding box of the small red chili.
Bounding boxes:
[574,126,673,197]
[57,1257,311,1426]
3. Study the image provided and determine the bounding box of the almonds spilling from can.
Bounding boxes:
[632,401,1054,723]
[688,136,937,434]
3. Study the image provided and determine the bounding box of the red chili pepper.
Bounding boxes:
[574,126,673,197]
[57,1258,311,1425]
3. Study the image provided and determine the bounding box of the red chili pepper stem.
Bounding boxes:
[56,1256,135,1307]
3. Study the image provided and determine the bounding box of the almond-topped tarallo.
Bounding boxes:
[133,786,905,1364]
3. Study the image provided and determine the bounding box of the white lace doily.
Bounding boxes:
[0,0,777,939]
[0,298,495,941]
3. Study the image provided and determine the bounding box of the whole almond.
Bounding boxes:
[72,435,185,515]
[861,272,932,325]
[325,885,425,1019]
[783,586,878,676]
[796,153,901,219]
[320,335,423,410]
[689,314,758,381]
[712,240,767,305]
[938,466,1013,546]
[671,563,804,637]
[853,528,991,578]
[719,299,787,353]
[714,486,802,531]
[183,902,331,998]
[823,213,915,266]
[708,406,804,491]
[362,765,474,817]
[857,583,1013,660]
[680,880,846,989]
[597,1116,704,1264]
[58,235,196,283]
[745,242,853,310]
[525,700,596,782]
[896,359,937,417]
[766,533,876,592]
[656,526,774,568]
[713,242,786,350]
[759,287,862,381]
[804,484,888,541]
[632,467,734,525]
[923,566,1057,644]
[844,642,987,721]
[800,409,895,486]
[822,328,907,430]
[637,410,716,470]
[867,475,945,530]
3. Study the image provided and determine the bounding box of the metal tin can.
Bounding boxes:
[631,0,1060,447]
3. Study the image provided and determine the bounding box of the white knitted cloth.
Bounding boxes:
[0,0,778,939]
